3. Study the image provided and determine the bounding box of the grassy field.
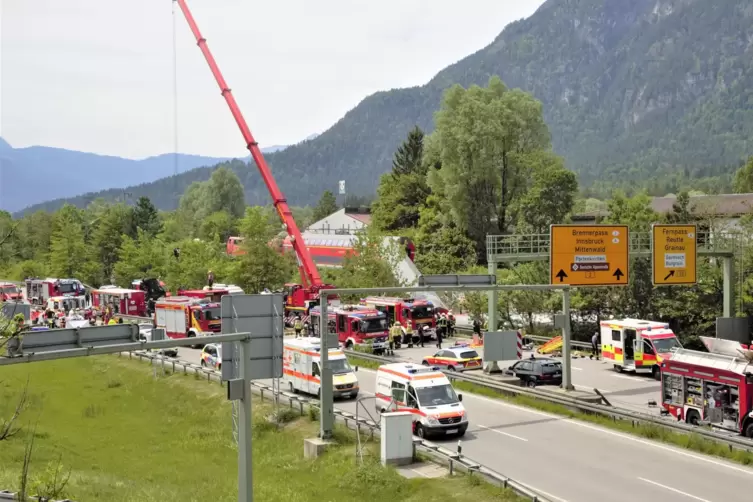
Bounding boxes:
[0,356,524,502]
[346,354,753,467]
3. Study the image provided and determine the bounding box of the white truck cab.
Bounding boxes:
[375,362,467,439]
[282,337,359,399]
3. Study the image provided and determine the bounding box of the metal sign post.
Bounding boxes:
[319,295,334,440]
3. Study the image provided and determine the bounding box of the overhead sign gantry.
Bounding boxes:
[651,224,697,286]
[549,224,630,286]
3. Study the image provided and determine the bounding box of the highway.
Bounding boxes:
[175,343,753,502]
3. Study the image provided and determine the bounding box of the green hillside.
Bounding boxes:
[22,0,753,214]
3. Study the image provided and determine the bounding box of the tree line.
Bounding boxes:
[2,76,753,347]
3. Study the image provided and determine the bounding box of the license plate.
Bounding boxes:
[342,393,352,397]
[446,428,458,434]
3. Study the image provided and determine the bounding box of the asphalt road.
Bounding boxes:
[176,342,753,502]
[179,336,663,415]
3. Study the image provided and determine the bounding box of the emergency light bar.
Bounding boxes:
[407,366,440,374]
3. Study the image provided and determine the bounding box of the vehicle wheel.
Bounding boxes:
[200,360,206,367]
[457,429,466,438]
[447,366,456,372]
[744,422,753,439]
[421,360,429,366]
[217,363,221,371]
[188,332,199,349]
[526,379,537,389]
[289,382,297,394]
[415,423,426,439]
[652,366,661,381]
[686,410,701,426]
[345,340,354,349]
[613,365,623,373]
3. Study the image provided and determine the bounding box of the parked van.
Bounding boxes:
[283,337,359,399]
[375,362,467,438]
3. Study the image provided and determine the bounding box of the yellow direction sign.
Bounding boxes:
[651,224,697,285]
[550,225,630,286]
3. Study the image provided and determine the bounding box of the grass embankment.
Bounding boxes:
[0,357,524,501]
[345,354,753,467]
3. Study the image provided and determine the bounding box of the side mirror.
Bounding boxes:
[354,366,359,372]
[458,394,463,402]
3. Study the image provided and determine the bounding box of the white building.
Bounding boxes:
[305,208,371,235]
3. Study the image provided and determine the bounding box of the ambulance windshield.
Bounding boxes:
[416,384,458,406]
[651,337,681,353]
[330,359,353,375]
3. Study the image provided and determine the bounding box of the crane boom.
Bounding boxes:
[175,0,322,289]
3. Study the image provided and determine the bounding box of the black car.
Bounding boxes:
[505,357,562,388]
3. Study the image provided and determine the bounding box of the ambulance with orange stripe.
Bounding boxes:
[282,338,359,399]
[375,363,467,438]
[601,318,682,380]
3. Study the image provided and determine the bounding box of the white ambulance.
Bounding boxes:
[375,362,467,438]
[600,318,682,380]
[282,338,360,399]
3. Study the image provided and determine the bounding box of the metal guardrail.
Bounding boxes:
[126,350,551,502]
[343,350,753,451]
[0,490,71,501]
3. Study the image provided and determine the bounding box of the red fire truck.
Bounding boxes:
[660,338,753,438]
[154,296,222,347]
[361,297,437,337]
[308,305,389,354]
[177,288,229,303]
[24,278,86,305]
[0,282,23,302]
[91,288,147,317]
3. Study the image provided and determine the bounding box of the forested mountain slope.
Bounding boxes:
[22,0,753,214]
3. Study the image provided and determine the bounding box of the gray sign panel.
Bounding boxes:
[150,328,166,342]
[220,294,284,381]
[13,324,140,355]
[483,331,520,362]
[2,302,31,321]
[417,274,496,287]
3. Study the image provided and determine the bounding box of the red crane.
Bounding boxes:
[174,0,335,309]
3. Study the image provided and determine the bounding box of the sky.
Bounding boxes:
[0,0,546,160]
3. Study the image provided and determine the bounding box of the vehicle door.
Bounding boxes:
[337,314,347,337]
[624,329,636,362]
[390,381,407,410]
[513,361,534,382]
[641,339,656,367]
[311,362,321,395]
[350,319,359,338]
[402,308,410,326]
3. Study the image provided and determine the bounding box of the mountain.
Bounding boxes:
[19,0,753,214]
[0,139,296,213]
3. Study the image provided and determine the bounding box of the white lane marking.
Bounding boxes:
[478,424,528,442]
[571,367,583,371]
[356,367,753,476]
[638,478,712,502]
[612,374,640,381]
[574,384,614,393]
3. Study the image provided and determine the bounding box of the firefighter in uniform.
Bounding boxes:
[389,322,401,354]
[403,321,414,348]
[294,316,303,338]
